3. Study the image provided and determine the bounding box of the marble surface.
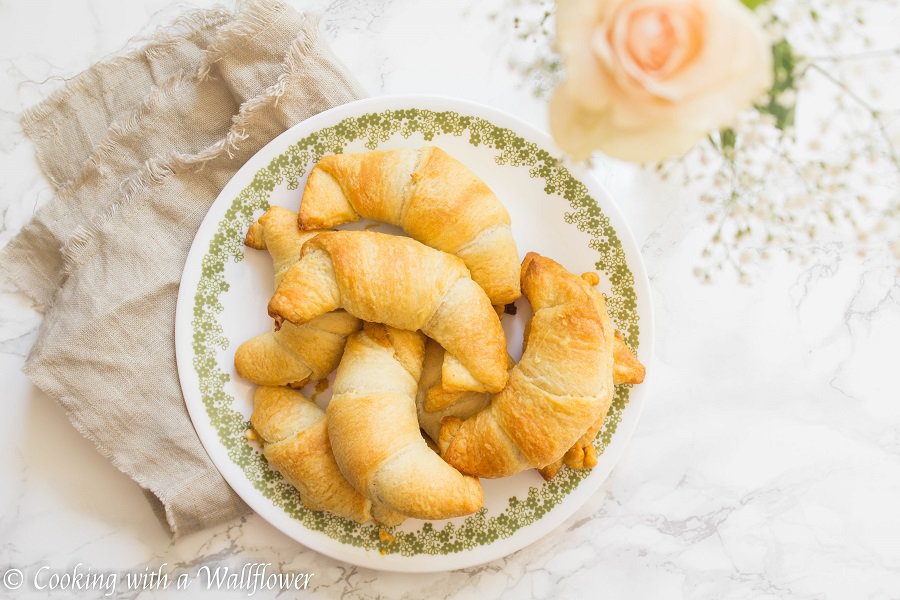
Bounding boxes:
[1,1,898,598]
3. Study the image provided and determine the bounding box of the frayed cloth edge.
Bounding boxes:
[59,15,324,275]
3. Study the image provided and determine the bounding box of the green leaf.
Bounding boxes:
[755,39,797,131]
[740,0,769,9]
[720,127,737,160]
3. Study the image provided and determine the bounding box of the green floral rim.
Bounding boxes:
[191,109,639,556]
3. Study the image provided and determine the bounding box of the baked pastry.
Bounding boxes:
[267,230,508,393]
[250,386,372,523]
[613,330,646,387]
[234,206,360,387]
[438,253,617,478]
[327,323,483,520]
[416,339,491,443]
[298,147,521,305]
[420,333,642,447]
[245,205,315,284]
[538,320,646,479]
[234,312,361,387]
[422,328,643,481]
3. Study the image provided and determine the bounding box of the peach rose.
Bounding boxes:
[549,0,773,161]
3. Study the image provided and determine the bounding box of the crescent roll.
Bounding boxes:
[250,386,372,523]
[538,321,646,480]
[267,230,508,393]
[327,323,483,520]
[438,253,617,478]
[297,146,521,305]
[234,207,360,387]
[420,333,643,449]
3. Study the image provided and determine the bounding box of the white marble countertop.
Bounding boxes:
[1,1,898,598]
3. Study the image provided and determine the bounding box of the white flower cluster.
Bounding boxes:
[500,0,900,281]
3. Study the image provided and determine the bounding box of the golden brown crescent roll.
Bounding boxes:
[298,146,521,305]
[250,386,372,523]
[327,323,483,520]
[267,230,508,393]
[438,253,617,478]
[538,296,646,480]
[420,333,641,444]
[234,206,360,387]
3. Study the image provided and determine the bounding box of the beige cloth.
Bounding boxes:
[2,0,363,537]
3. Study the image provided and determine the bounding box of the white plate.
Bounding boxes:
[175,95,653,572]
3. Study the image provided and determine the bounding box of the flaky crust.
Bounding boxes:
[267,230,508,393]
[438,253,617,478]
[542,327,646,475]
[298,147,521,305]
[421,333,640,433]
[424,332,645,480]
[327,324,483,520]
[235,207,361,387]
[245,205,317,286]
[234,312,361,387]
[542,290,646,475]
[416,339,492,443]
[250,387,372,523]
[613,330,646,386]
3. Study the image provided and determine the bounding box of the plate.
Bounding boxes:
[175,95,653,572]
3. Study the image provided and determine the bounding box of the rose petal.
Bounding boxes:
[549,82,704,161]
[636,0,772,112]
[548,84,604,161]
[612,1,706,98]
[550,86,706,162]
[550,0,773,161]
[557,0,620,110]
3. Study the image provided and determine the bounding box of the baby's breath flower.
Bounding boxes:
[499,0,899,281]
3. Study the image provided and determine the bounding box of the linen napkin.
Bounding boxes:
[2,0,363,537]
